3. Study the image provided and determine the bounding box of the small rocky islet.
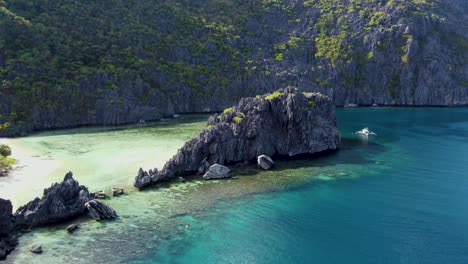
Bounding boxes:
[0,172,117,260]
[0,88,340,260]
[135,87,340,188]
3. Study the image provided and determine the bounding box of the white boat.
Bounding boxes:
[355,127,377,137]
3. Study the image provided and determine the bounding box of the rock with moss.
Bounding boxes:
[145,87,339,187]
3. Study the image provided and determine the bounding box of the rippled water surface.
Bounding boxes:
[2,108,468,264]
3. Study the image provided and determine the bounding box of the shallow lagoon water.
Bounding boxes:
[2,108,468,263]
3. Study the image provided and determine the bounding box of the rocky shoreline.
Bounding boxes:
[0,172,117,260]
[1,87,341,260]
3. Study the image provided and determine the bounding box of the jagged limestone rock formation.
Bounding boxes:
[0,198,16,260]
[134,168,161,189]
[14,172,93,228]
[135,87,340,189]
[0,172,118,259]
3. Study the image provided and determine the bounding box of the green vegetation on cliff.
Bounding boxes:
[0,144,15,175]
[0,0,466,135]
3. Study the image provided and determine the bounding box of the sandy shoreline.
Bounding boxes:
[0,138,60,209]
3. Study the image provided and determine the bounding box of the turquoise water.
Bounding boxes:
[132,108,468,264]
[3,108,468,263]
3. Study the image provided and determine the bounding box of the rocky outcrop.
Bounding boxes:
[202,164,230,180]
[257,155,274,170]
[136,88,339,188]
[0,199,16,260]
[134,168,161,189]
[0,199,13,236]
[0,172,118,260]
[14,172,93,228]
[85,200,117,220]
[14,172,118,227]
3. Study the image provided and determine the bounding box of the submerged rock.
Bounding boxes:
[142,87,339,188]
[14,172,93,228]
[177,177,186,182]
[93,190,107,199]
[203,164,230,180]
[29,245,42,254]
[257,155,274,170]
[66,224,79,233]
[112,187,124,197]
[85,200,117,220]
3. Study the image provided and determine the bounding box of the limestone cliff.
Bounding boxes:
[135,87,340,188]
[0,0,466,136]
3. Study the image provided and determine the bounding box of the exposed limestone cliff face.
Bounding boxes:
[0,0,466,136]
[135,88,340,189]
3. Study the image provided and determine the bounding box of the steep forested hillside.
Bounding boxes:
[0,0,467,135]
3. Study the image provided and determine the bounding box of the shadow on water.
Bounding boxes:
[227,136,388,178]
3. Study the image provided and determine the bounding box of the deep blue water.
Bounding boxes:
[129,108,468,264]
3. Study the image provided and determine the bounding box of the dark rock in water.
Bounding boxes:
[196,158,210,175]
[111,187,124,197]
[134,167,161,189]
[177,177,186,182]
[147,87,339,187]
[202,164,230,180]
[257,155,274,170]
[0,198,16,260]
[14,172,93,228]
[66,224,79,233]
[0,172,117,259]
[85,200,117,220]
[29,245,42,254]
[0,198,13,236]
[0,236,18,259]
[93,190,107,199]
